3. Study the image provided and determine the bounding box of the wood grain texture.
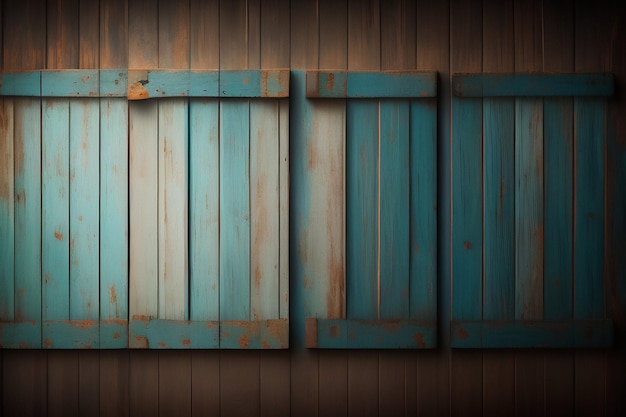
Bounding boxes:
[220,352,260,417]
[158,99,189,320]
[128,0,158,68]
[220,0,248,70]
[348,351,378,417]
[3,0,46,70]
[47,351,79,417]
[515,352,545,417]
[379,352,408,416]
[319,351,348,417]
[3,350,48,416]
[261,0,290,68]
[450,351,482,417]
[0,99,14,321]
[319,0,348,69]
[78,351,99,416]
[158,0,189,70]
[191,352,220,417]
[100,350,130,417]
[129,350,159,416]
[79,0,99,68]
[289,0,318,69]
[482,351,515,417]
[190,0,219,70]
[544,351,574,417]
[100,0,128,69]
[159,351,191,417]
[279,100,289,319]
[259,351,290,417]
[381,0,416,71]
[47,0,79,69]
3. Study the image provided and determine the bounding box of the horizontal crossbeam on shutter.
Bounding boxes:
[305,71,438,98]
[452,73,614,97]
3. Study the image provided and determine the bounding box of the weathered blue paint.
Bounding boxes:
[44,321,99,349]
[220,319,289,349]
[41,70,99,97]
[42,99,70,325]
[100,320,127,349]
[574,99,605,320]
[189,99,220,321]
[0,71,40,96]
[145,70,190,97]
[220,70,289,98]
[451,320,613,348]
[544,98,574,320]
[483,98,515,320]
[13,98,42,346]
[0,99,14,321]
[515,98,544,320]
[379,100,410,319]
[99,70,128,96]
[189,71,220,97]
[409,99,437,320]
[453,73,615,97]
[307,319,436,349]
[346,100,378,320]
[100,98,129,348]
[0,321,41,348]
[306,71,437,98]
[451,97,482,320]
[69,99,99,321]
[129,318,219,349]
[220,100,251,321]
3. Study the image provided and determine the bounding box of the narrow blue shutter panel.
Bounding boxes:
[300,71,438,349]
[450,73,614,348]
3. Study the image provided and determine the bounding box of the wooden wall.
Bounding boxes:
[1,0,625,416]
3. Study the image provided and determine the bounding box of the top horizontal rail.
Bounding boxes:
[306,71,438,98]
[452,73,614,97]
[0,69,290,98]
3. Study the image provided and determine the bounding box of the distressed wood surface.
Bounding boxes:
[306,71,438,98]
[0,98,14,321]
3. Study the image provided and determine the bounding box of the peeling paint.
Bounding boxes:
[128,82,149,100]
[54,231,63,240]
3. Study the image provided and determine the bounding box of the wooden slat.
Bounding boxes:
[0,72,41,96]
[79,0,99,68]
[47,351,79,417]
[250,100,280,320]
[190,0,219,70]
[100,98,129,348]
[289,0,318,70]
[450,320,613,348]
[129,101,159,324]
[247,0,261,69]
[69,99,99,324]
[42,99,70,327]
[41,70,99,96]
[319,0,347,69]
[3,350,48,415]
[259,350,290,416]
[544,99,574,320]
[261,0,290,69]
[515,97,544,320]
[515,352,545,417]
[308,318,436,349]
[220,70,289,98]
[220,351,261,416]
[3,0,46,70]
[189,99,220,321]
[0,99,15,321]
[346,100,378,320]
[100,0,128,69]
[220,319,288,349]
[574,99,605,319]
[306,71,438,98]
[158,99,188,320]
[158,0,189,70]
[100,70,128,96]
[46,0,79,70]
[191,352,220,417]
[128,0,158,69]
[379,352,407,416]
[78,351,99,416]
[483,351,515,417]
[318,351,348,417]
[278,100,289,319]
[452,73,615,97]
[219,100,251,321]
[158,351,191,417]
[379,100,410,319]
[409,99,437,319]
[100,350,130,417]
[129,318,219,349]
[219,0,247,70]
[381,0,416,71]
[348,351,378,417]
[545,351,574,417]
[129,350,159,416]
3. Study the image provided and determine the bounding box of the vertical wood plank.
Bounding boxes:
[42,100,70,324]
[0,99,15,321]
[159,351,192,417]
[574,99,605,319]
[261,0,290,68]
[346,101,378,319]
[79,0,100,68]
[248,0,261,69]
[100,0,128,69]
[482,351,515,417]
[190,0,219,70]
[48,351,79,417]
[220,0,248,70]
[100,351,130,417]
[189,99,220,321]
[220,100,251,321]
[128,0,158,69]
[3,0,47,70]
[158,99,189,320]
[3,351,48,416]
[260,351,291,417]
[381,0,416,70]
[191,352,220,417]
[319,0,348,69]
[13,98,42,336]
[100,98,129,344]
[450,350,482,417]
[347,0,380,71]
[278,100,289,319]
[46,0,79,69]
[514,97,544,320]
[78,351,100,417]
[378,354,406,417]
[250,100,280,320]
[290,0,318,70]
[69,99,99,322]
[348,352,378,417]
[129,351,159,416]
[129,101,159,321]
[543,0,574,321]
[319,352,348,417]
[515,352,545,417]
[158,0,190,69]
[513,0,543,73]
[544,350,574,417]
[220,352,260,417]
[379,100,410,319]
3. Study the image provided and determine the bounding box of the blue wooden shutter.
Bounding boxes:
[450,73,614,348]
[0,69,289,349]
[299,71,438,349]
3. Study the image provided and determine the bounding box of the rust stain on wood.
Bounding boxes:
[238,334,249,348]
[413,333,427,348]
[45,339,53,347]
[457,327,468,340]
[113,332,120,339]
[262,340,271,349]
[54,231,63,240]
[329,325,340,338]
[72,320,96,329]
[134,335,148,348]
[326,73,335,90]
[182,339,191,346]
[18,342,32,348]
[158,341,168,348]
[128,82,149,100]
[109,285,117,305]
[463,241,472,250]
[305,318,318,348]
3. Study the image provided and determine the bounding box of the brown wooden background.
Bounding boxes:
[2,0,626,416]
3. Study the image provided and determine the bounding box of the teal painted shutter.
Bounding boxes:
[451,73,614,348]
[300,71,438,349]
[0,69,289,349]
